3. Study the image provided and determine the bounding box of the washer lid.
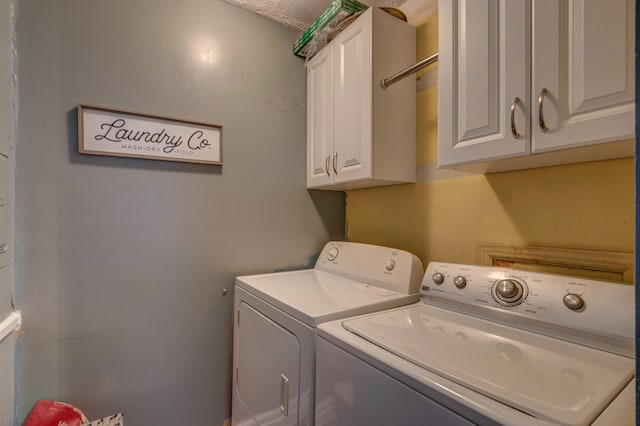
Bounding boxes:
[343,305,635,426]
[235,270,418,327]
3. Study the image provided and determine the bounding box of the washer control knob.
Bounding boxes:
[385,260,396,271]
[453,276,467,289]
[563,293,585,310]
[432,272,445,285]
[327,247,339,261]
[496,279,520,299]
[492,278,527,306]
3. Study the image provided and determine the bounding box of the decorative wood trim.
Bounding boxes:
[476,242,634,283]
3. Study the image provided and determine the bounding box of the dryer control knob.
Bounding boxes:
[432,272,445,285]
[327,247,339,261]
[453,276,467,289]
[385,260,396,271]
[563,293,585,310]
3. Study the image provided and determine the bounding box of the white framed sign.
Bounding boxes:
[78,104,223,165]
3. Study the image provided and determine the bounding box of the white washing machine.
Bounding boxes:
[316,262,635,426]
[231,241,424,426]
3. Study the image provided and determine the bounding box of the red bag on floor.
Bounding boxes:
[24,400,89,426]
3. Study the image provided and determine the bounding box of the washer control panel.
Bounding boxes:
[421,262,634,344]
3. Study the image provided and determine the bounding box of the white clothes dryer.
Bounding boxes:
[316,262,635,426]
[231,241,424,426]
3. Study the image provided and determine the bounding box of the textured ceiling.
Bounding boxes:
[224,0,437,30]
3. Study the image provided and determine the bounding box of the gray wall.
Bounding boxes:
[0,0,15,424]
[15,0,345,424]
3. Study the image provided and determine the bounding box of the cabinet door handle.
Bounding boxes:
[324,156,331,176]
[510,97,521,139]
[280,374,289,416]
[538,88,549,133]
[332,153,338,175]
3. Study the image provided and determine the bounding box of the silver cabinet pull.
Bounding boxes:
[324,156,331,176]
[332,153,338,175]
[510,97,521,139]
[280,374,289,416]
[538,88,549,133]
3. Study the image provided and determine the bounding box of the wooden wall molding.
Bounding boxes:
[476,242,634,284]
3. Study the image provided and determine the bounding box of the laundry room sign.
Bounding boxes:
[78,104,223,165]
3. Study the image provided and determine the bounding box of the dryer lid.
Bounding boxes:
[342,304,635,426]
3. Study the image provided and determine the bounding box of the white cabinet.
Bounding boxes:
[438,0,635,173]
[307,7,416,190]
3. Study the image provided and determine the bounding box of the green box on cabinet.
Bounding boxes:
[293,0,368,59]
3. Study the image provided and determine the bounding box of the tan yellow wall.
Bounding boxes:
[346,13,635,273]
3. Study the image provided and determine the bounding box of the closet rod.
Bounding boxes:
[380,52,439,88]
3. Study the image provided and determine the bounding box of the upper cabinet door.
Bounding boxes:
[532,0,635,152]
[438,0,529,168]
[332,13,373,185]
[306,47,334,188]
